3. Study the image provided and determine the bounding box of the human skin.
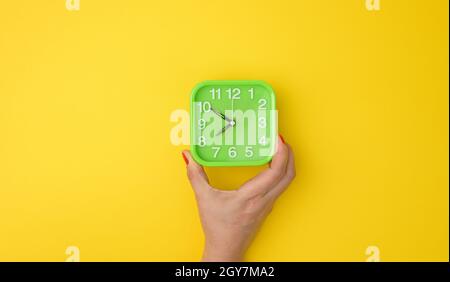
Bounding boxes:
[182,135,296,261]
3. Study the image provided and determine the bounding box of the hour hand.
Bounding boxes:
[216,122,234,136]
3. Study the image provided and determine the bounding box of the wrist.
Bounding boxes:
[201,240,244,262]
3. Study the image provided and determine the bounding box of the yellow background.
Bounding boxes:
[0,0,448,261]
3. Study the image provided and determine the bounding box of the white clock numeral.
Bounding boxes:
[245,146,254,158]
[212,146,221,158]
[248,88,254,99]
[210,88,221,99]
[259,136,267,146]
[258,99,267,110]
[199,136,206,147]
[226,88,241,100]
[258,117,266,128]
[198,119,206,129]
[228,147,237,158]
[200,102,211,112]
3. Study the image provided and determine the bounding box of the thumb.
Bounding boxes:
[182,150,210,195]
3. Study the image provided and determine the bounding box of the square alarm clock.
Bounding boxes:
[190,80,277,166]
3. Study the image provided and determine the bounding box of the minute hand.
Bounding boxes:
[211,108,233,123]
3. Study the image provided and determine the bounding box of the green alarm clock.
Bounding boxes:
[190,80,277,166]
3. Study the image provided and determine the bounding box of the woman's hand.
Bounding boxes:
[182,135,296,262]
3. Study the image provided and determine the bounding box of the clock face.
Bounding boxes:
[190,81,277,166]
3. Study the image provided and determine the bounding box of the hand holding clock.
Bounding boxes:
[182,135,296,261]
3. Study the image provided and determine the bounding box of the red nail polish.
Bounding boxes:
[182,152,189,165]
[279,134,286,144]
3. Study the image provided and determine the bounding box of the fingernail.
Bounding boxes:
[279,134,286,144]
[182,152,189,165]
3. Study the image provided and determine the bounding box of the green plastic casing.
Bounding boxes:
[190,80,277,167]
